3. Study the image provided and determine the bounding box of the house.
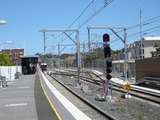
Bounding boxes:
[128,37,160,60]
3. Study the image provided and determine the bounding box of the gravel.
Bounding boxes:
[51,74,160,120]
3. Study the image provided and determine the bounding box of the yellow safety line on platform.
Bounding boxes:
[40,78,62,120]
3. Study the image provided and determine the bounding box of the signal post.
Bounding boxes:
[103,33,112,101]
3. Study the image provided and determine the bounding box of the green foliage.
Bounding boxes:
[60,53,73,59]
[0,52,11,66]
[154,41,160,48]
[138,115,145,120]
[85,52,97,63]
[83,48,103,64]
[151,42,160,57]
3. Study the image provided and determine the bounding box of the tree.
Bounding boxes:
[0,52,11,66]
[151,42,160,57]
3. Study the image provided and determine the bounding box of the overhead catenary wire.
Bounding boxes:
[59,0,114,43]
[57,0,96,43]
[128,24,160,37]
[107,15,160,38]
[110,24,160,48]
[69,0,96,28]
[127,15,160,30]
[87,15,160,49]
[106,15,160,45]
[78,0,114,29]
[143,28,160,35]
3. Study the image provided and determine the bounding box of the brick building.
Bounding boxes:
[1,48,24,65]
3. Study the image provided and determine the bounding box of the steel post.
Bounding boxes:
[76,30,81,85]
[124,28,128,81]
[58,44,61,71]
[43,32,46,54]
[87,28,91,52]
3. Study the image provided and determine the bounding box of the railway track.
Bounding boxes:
[45,72,117,120]
[48,70,160,104]
[111,85,160,104]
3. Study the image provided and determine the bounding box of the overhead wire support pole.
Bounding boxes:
[58,44,61,71]
[76,30,81,85]
[124,28,128,81]
[140,8,143,59]
[43,32,46,54]
[87,27,91,52]
[40,28,81,86]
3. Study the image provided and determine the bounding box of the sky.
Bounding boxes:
[0,0,160,55]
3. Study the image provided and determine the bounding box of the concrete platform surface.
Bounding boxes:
[0,75,38,120]
[0,74,57,120]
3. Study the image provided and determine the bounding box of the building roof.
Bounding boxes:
[143,37,160,41]
[112,59,135,63]
[21,55,38,58]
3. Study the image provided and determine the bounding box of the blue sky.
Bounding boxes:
[0,0,160,55]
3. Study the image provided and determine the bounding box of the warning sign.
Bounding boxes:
[122,81,131,91]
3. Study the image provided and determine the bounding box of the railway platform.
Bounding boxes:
[0,75,38,120]
[0,74,57,120]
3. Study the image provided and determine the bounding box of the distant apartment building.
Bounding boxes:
[128,37,160,60]
[1,48,24,65]
[112,37,160,77]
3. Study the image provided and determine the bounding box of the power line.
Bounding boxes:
[128,24,160,37]
[108,15,160,44]
[69,0,96,28]
[127,15,160,30]
[109,20,160,47]
[56,0,96,43]
[143,28,160,35]
[59,0,114,43]
[113,24,160,44]
[109,15,160,36]
[78,0,114,29]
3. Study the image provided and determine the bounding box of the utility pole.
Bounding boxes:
[58,44,61,71]
[140,9,143,59]
[82,41,85,70]
[43,32,46,54]
[87,27,91,52]
[76,30,81,85]
[124,28,128,81]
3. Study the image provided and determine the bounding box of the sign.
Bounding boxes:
[122,81,131,91]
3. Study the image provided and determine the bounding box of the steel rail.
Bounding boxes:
[48,70,160,104]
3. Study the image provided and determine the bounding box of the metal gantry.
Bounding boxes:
[40,28,81,86]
